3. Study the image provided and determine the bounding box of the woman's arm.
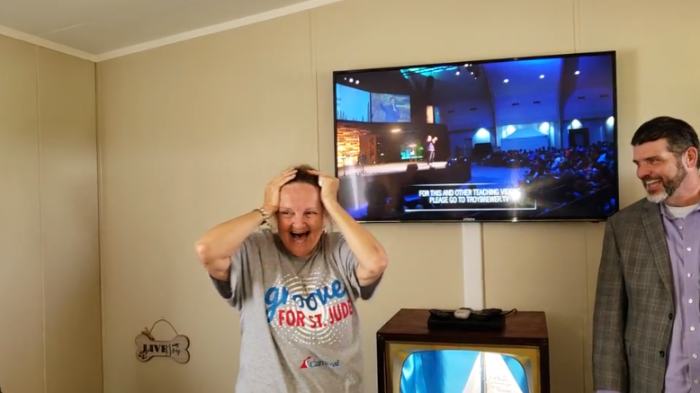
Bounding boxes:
[195,210,267,280]
[324,200,388,286]
[310,170,389,286]
[195,167,298,280]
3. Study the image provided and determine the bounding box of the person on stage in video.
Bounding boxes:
[380,96,400,122]
[357,151,367,174]
[593,116,700,393]
[195,165,388,392]
[426,135,437,167]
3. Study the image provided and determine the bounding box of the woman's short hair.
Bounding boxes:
[289,165,320,188]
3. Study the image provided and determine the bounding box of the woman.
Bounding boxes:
[195,165,389,393]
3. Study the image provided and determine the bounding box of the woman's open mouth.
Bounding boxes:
[290,231,310,243]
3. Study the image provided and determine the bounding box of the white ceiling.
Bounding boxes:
[0,0,341,62]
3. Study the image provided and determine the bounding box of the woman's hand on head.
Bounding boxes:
[309,170,339,205]
[263,167,297,213]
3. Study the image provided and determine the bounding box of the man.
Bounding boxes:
[426,135,437,166]
[195,165,388,392]
[593,116,700,392]
[380,96,400,122]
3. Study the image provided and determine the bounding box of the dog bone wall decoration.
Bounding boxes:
[135,319,190,364]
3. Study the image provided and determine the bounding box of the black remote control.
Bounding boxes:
[429,309,452,319]
[469,308,503,318]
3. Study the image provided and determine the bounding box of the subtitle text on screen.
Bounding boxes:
[417,187,523,205]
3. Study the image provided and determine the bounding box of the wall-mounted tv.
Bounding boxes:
[332,51,619,223]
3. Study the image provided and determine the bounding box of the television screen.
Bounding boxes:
[399,350,532,392]
[384,343,542,393]
[332,51,619,223]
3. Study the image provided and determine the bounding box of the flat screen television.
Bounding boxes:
[332,51,619,223]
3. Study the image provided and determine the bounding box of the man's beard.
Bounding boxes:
[643,161,687,204]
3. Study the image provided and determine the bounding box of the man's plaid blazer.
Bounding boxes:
[593,198,675,393]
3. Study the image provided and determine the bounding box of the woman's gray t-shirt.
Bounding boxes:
[210,229,380,393]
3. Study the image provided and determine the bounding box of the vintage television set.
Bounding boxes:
[376,309,550,393]
[332,50,619,223]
